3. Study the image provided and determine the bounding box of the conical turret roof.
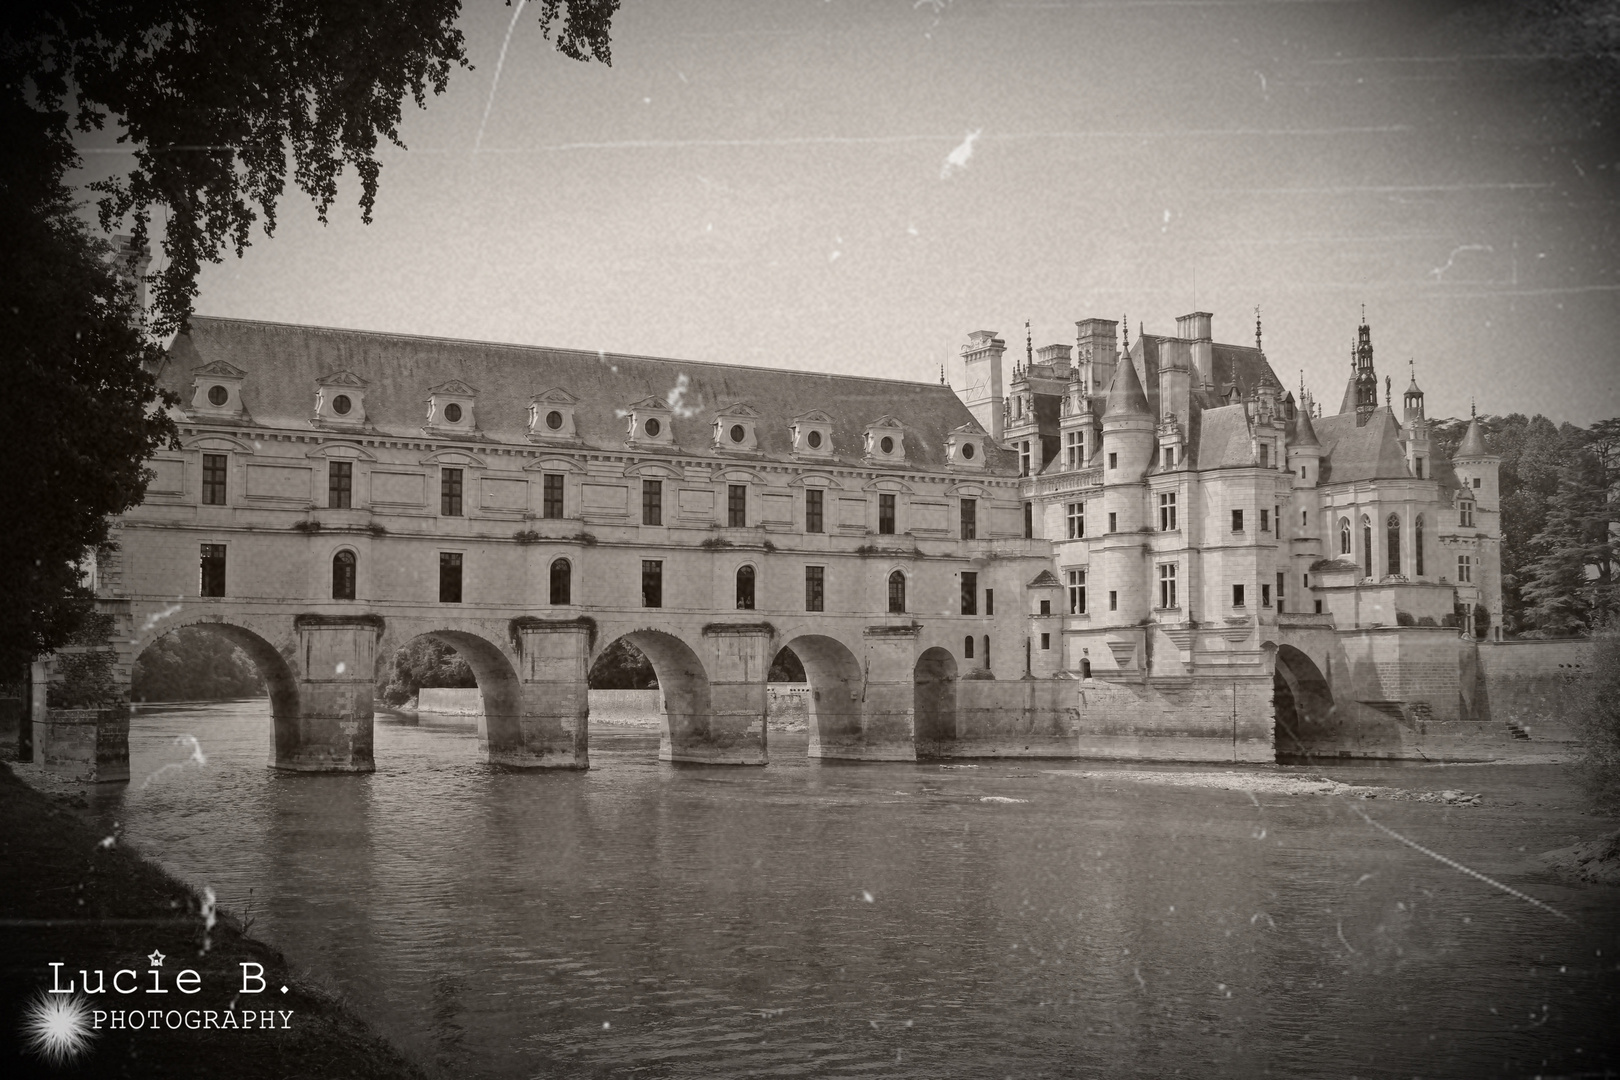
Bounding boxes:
[1292,404,1320,448]
[1103,354,1150,417]
[1456,415,1490,458]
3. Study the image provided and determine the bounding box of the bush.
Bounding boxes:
[1572,619,1620,808]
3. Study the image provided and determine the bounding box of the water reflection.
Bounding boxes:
[106,700,1619,1078]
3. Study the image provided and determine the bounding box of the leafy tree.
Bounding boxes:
[4,0,618,334]
[133,627,267,701]
[377,638,477,705]
[768,648,806,682]
[1520,447,1620,635]
[587,639,656,690]
[1571,618,1620,808]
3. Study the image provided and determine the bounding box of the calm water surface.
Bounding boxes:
[91,700,1619,1079]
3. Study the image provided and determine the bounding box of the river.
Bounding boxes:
[85,699,1617,1078]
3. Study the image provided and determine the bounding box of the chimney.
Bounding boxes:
[1074,318,1119,398]
[960,330,1007,441]
[1175,311,1214,389]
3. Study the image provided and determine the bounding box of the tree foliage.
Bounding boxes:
[377,638,477,706]
[1521,447,1619,635]
[3,0,617,336]
[133,627,267,701]
[588,639,656,690]
[1571,618,1620,808]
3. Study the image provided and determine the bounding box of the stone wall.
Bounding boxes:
[1476,638,1592,741]
[412,684,813,731]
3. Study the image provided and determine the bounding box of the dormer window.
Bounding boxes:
[864,415,907,464]
[314,371,368,428]
[712,402,761,453]
[425,380,478,436]
[188,360,248,420]
[945,424,986,470]
[625,396,675,449]
[527,388,580,443]
[791,410,835,458]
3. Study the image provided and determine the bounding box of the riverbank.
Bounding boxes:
[0,762,427,1078]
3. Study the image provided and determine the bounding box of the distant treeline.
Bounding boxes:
[132,626,265,701]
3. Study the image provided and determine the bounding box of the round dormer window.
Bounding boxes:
[444,403,462,423]
[207,385,229,407]
[807,430,822,449]
[730,424,746,444]
[961,442,975,460]
[645,418,661,438]
[332,394,352,416]
[546,410,563,430]
[880,436,895,454]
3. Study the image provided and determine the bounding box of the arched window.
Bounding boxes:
[1386,513,1401,576]
[1080,657,1092,678]
[1339,518,1351,556]
[888,570,906,614]
[549,558,571,605]
[736,565,756,610]
[1361,515,1373,578]
[1414,515,1425,576]
[331,550,356,600]
[964,635,975,659]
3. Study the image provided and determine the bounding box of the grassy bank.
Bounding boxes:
[0,763,426,1078]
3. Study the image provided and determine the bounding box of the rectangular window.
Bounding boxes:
[441,468,463,517]
[1458,554,1472,583]
[543,474,564,519]
[1067,502,1085,540]
[806,488,824,533]
[439,552,463,603]
[878,493,896,535]
[1066,430,1083,469]
[1020,442,1032,477]
[642,480,662,526]
[1415,457,1425,479]
[642,560,663,607]
[1302,510,1309,527]
[728,484,747,528]
[1315,599,1323,614]
[1262,583,1272,607]
[1232,509,1244,533]
[805,565,825,612]
[1277,572,1286,611]
[1233,583,1245,607]
[328,460,352,509]
[1159,492,1177,532]
[1040,599,1051,616]
[1107,512,1117,533]
[961,571,978,615]
[985,589,994,616]
[1259,443,1270,469]
[1301,466,1308,480]
[1460,501,1474,528]
[960,498,977,540]
[1158,564,1177,609]
[1024,502,1034,539]
[199,544,226,597]
[1041,633,1051,651]
[1068,569,1087,614]
[202,454,228,505]
[1109,590,1118,611]
[1472,477,1481,489]
[1108,452,1118,470]
[1260,508,1271,533]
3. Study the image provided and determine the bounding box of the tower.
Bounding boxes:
[1402,362,1431,479]
[960,331,1006,441]
[1353,317,1378,425]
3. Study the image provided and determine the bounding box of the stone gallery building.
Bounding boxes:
[41,309,1565,781]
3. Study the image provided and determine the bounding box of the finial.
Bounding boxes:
[1025,318,1033,365]
[1471,397,1476,419]
[1122,315,1129,352]
[1385,374,1391,403]
[1360,302,1366,326]
[940,363,946,386]
[1255,305,1262,351]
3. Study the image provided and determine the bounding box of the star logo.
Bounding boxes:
[148,949,165,967]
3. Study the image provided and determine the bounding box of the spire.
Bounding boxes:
[1025,318,1033,366]
[1121,314,1128,354]
[1456,412,1491,458]
[1292,401,1320,447]
[1103,351,1150,417]
[940,363,946,386]
[1255,305,1262,352]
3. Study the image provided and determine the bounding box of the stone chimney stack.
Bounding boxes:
[960,330,1007,441]
[1074,318,1119,398]
[1175,311,1214,389]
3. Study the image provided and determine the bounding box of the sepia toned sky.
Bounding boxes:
[71,0,1620,424]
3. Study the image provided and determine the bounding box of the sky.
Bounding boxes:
[70,0,1620,425]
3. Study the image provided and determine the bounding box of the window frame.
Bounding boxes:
[878,493,897,535]
[549,557,571,605]
[440,467,464,517]
[328,460,352,510]
[1159,492,1177,532]
[331,549,356,600]
[960,498,977,540]
[199,543,227,597]
[542,473,565,520]
[806,488,824,534]
[1232,508,1244,533]
[1232,583,1245,608]
[438,551,463,603]
[728,484,748,528]
[960,571,977,616]
[1157,563,1178,609]
[804,565,825,612]
[1068,569,1087,615]
[887,570,906,614]
[201,453,228,506]
[642,559,664,607]
[1066,501,1084,540]
[642,479,663,526]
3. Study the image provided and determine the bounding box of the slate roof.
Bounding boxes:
[162,318,1012,472]
[1133,335,1279,410]
[1193,404,1256,470]
[1314,407,1417,484]
[1455,416,1492,458]
[1103,350,1150,416]
[1292,404,1320,447]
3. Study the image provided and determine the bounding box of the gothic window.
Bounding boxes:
[1068,569,1086,615]
[1415,515,1425,576]
[550,558,571,605]
[328,461,352,509]
[331,550,356,600]
[735,565,756,610]
[888,570,906,614]
[200,544,226,597]
[1339,518,1351,555]
[202,454,228,505]
[1387,514,1401,576]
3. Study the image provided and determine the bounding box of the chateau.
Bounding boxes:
[36,307,1558,781]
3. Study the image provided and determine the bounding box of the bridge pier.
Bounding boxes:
[280,615,381,772]
[849,625,923,761]
[496,619,591,769]
[664,624,771,764]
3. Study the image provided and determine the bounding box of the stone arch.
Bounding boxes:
[1270,643,1336,761]
[914,646,958,758]
[132,618,301,766]
[592,630,713,763]
[379,625,526,765]
[780,633,863,757]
